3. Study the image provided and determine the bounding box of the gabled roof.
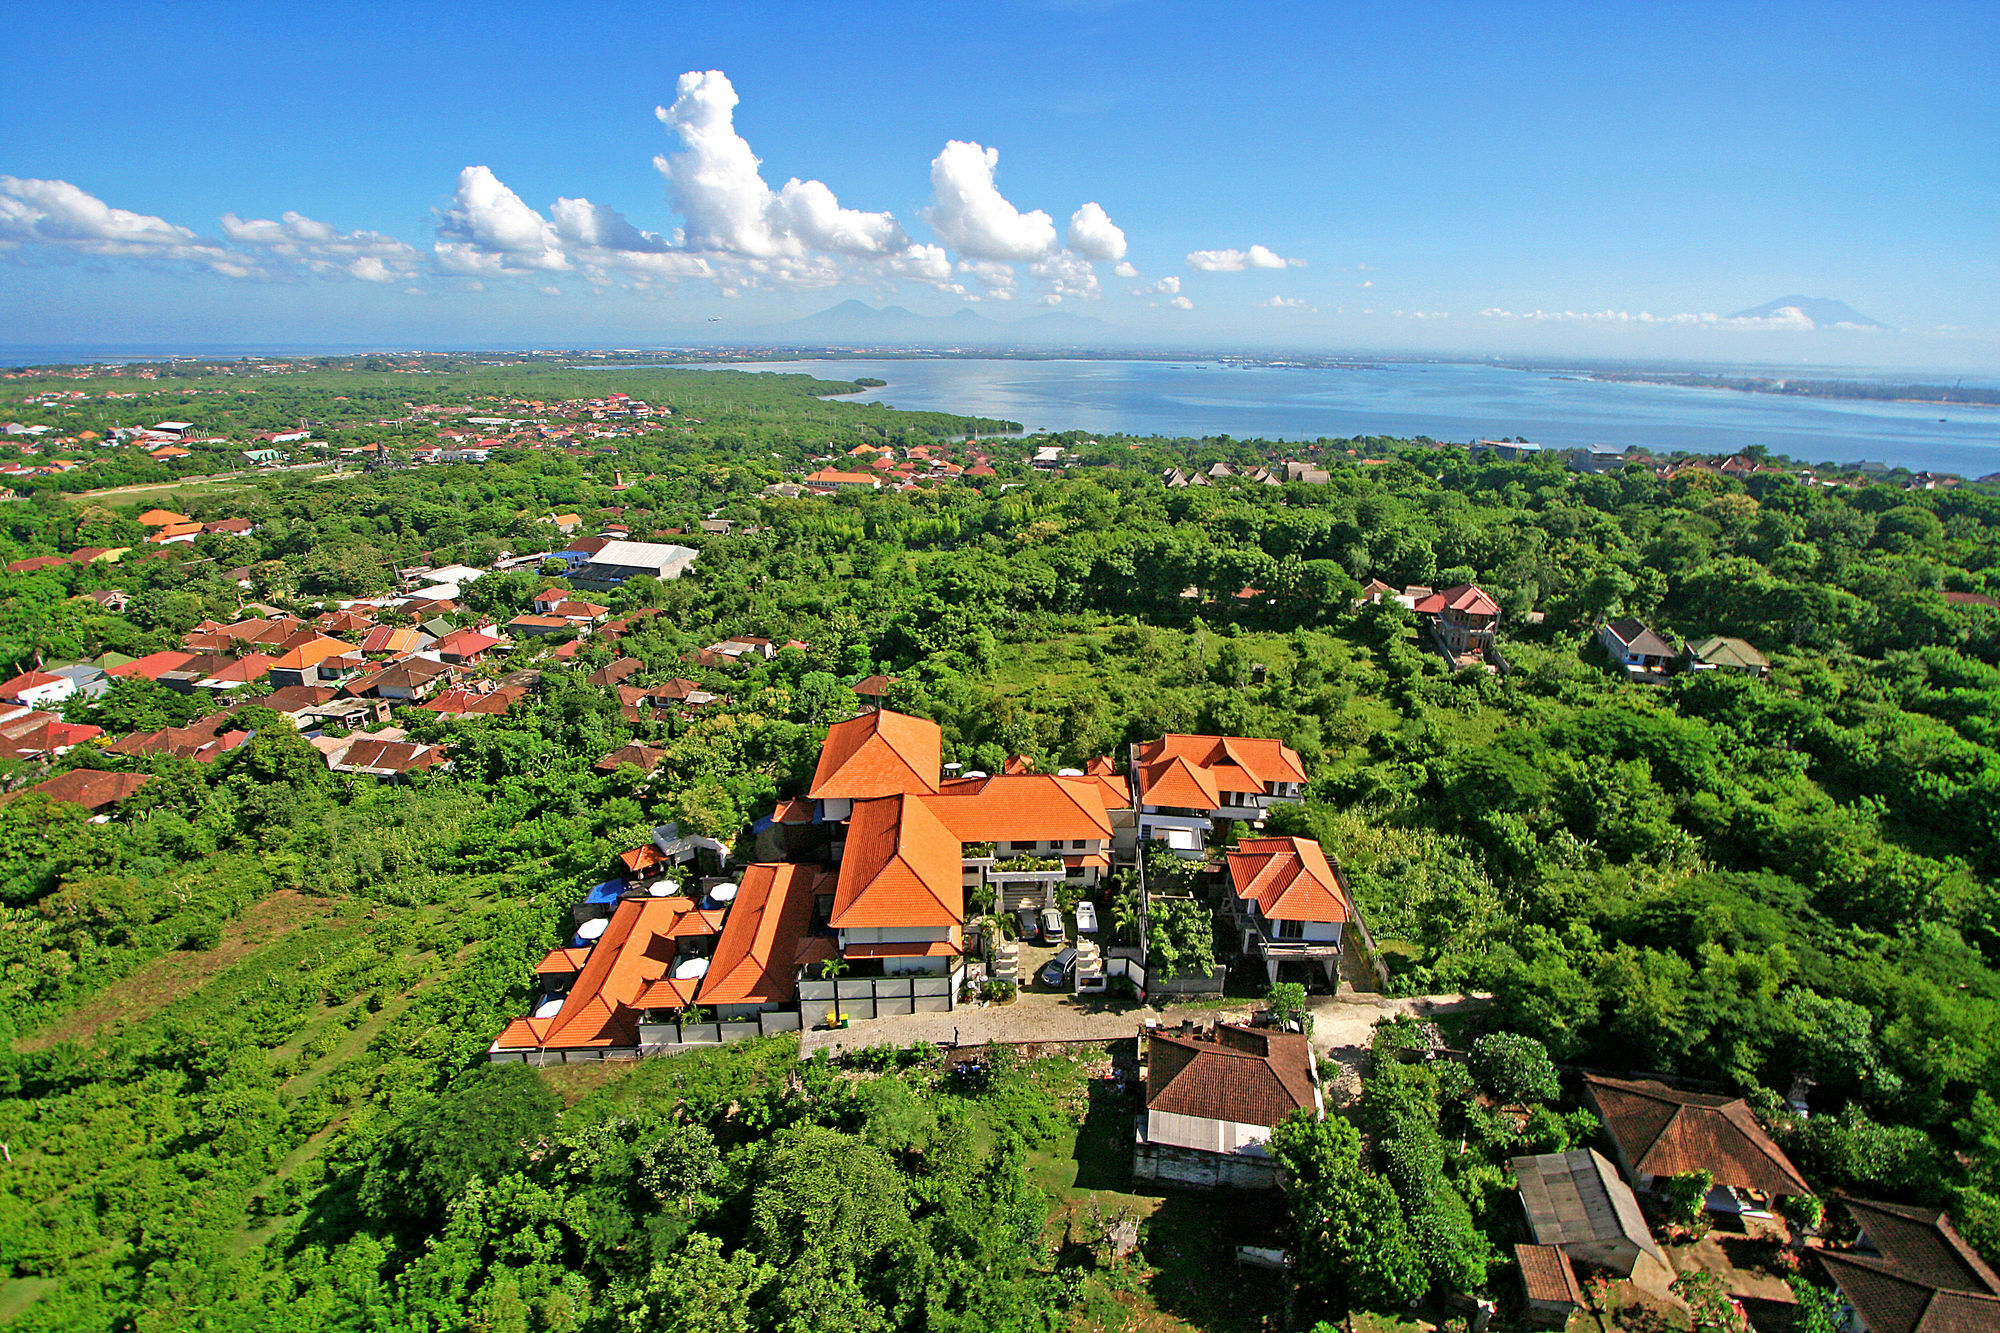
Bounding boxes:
[135,508,191,526]
[1227,837,1352,923]
[697,862,831,1008]
[1413,583,1501,617]
[852,673,898,696]
[267,637,357,672]
[431,628,503,658]
[1515,1244,1583,1308]
[1603,619,1676,657]
[808,708,941,799]
[1512,1148,1663,1261]
[596,742,666,773]
[1138,752,1223,809]
[1584,1073,1810,1195]
[1145,1023,1316,1127]
[828,794,963,930]
[105,650,195,680]
[359,625,429,655]
[1136,733,1308,801]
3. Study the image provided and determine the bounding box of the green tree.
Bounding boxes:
[1468,1031,1561,1105]
[1268,1111,1428,1310]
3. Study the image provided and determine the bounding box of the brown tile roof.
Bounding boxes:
[1145,1024,1317,1127]
[808,708,941,799]
[852,673,898,696]
[5,768,154,810]
[587,657,641,687]
[1227,837,1352,923]
[697,862,831,1008]
[1515,1244,1583,1308]
[1413,583,1501,617]
[595,742,666,774]
[1584,1073,1810,1196]
[1819,1221,2000,1333]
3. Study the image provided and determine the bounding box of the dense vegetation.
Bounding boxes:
[2,359,1998,1329]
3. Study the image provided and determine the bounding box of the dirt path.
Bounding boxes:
[17,890,336,1052]
[1307,991,1491,1105]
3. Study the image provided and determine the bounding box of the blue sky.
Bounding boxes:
[3,0,1995,368]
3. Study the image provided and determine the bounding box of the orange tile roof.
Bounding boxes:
[1413,583,1500,617]
[534,946,593,975]
[1137,752,1222,808]
[923,773,1113,842]
[829,794,963,930]
[843,934,962,959]
[697,862,831,1007]
[808,708,941,799]
[493,895,718,1051]
[136,508,191,526]
[618,843,669,873]
[106,650,195,680]
[1138,733,1309,799]
[1227,837,1351,923]
[359,625,425,654]
[267,637,357,671]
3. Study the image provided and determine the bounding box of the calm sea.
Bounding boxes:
[723,358,2000,475]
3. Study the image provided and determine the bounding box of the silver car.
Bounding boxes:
[1039,907,1066,945]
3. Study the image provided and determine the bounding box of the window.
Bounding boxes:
[1071,840,1087,850]
[1008,841,1032,852]
[1277,919,1305,941]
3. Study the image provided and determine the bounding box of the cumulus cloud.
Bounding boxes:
[1186,244,1300,271]
[1262,295,1315,310]
[1030,250,1101,302]
[925,141,1058,262]
[1168,295,1193,310]
[0,176,244,273]
[1475,305,1827,329]
[957,259,1018,300]
[221,210,420,281]
[1065,201,1126,262]
[654,70,907,265]
[1137,275,1180,296]
[551,196,712,281]
[1112,260,1138,279]
[434,166,568,274]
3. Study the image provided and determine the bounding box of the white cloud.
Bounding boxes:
[957,259,1019,300]
[887,243,953,285]
[551,196,712,280]
[1262,295,1315,310]
[1031,250,1101,302]
[0,176,244,273]
[434,165,568,273]
[1168,295,1193,310]
[1112,260,1138,279]
[654,70,907,265]
[1186,244,1300,271]
[924,140,1058,261]
[221,209,420,281]
[1475,306,1826,329]
[1137,275,1180,296]
[1066,201,1126,262]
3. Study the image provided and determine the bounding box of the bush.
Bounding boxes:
[1469,1031,1560,1104]
[980,979,1017,1004]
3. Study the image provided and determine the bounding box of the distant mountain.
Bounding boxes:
[762,299,1124,346]
[1730,296,1888,329]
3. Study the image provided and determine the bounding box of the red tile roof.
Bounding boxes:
[1227,837,1352,923]
[1145,1024,1317,1127]
[808,708,941,799]
[4,768,154,810]
[105,650,195,680]
[697,862,831,1008]
[1820,1200,2000,1333]
[1413,583,1500,617]
[595,742,667,773]
[828,794,963,931]
[1136,733,1308,803]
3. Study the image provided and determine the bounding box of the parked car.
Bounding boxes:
[1074,901,1098,934]
[1040,907,1067,945]
[1041,946,1078,987]
[1015,907,1040,941]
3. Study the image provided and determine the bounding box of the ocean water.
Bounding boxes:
[724,358,2000,475]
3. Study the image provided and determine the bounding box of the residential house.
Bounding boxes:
[0,712,103,761]
[265,637,363,690]
[421,682,528,717]
[1473,440,1544,462]
[430,627,504,666]
[146,520,205,546]
[567,540,697,592]
[587,658,641,688]
[1599,619,1676,680]
[45,663,111,701]
[1224,837,1353,987]
[1817,1198,2000,1333]
[6,555,70,573]
[550,534,613,571]
[1512,1149,1672,1287]
[107,715,251,763]
[135,508,192,528]
[359,625,432,656]
[1132,733,1309,857]
[852,673,898,709]
[325,737,448,780]
[1413,583,1502,668]
[1682,635,1771,680]
[106,650,195,682]
[345,657,455,701]
[0,768,154,813]
[0,668,75,708]
[596,742,667,774]
[1583,1073,1810,1214]
[489,895,724,1062]
[1514,1244,1585,1325]
[508,614,576,638]
[1133,1022,1322,1188]
[703,635,776,664]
